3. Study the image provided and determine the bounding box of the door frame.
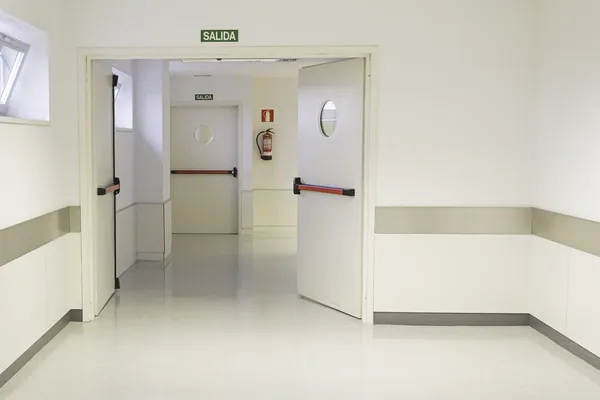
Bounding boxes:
[78,46,379,324]
[170,102,243,234]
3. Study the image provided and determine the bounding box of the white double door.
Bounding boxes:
[91,58,366,319]
[297,58,366,319]
[171,106,239,234]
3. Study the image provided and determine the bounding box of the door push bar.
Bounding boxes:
[171,167,238,178]
[97,177,121,196]
[293,177,355,197]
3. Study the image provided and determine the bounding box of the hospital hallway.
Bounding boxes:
[1,234,600,399]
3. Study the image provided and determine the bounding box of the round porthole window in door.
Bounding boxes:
[193,125,213,145]
[320,101,338,137]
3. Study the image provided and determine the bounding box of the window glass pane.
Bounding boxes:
[0,44,25,104]
[114,82,122,99]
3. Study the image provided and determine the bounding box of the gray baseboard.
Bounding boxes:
[70,309,83,322]
[0,309,82,388]
[374,312,530,326]
[374,312,600,371]
[529,315,600,371]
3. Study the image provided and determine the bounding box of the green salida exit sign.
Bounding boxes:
[201,30,239,42]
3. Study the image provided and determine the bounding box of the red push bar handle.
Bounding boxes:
[293,177,355,197]
[171,167,238,178]
[97,177,121,196]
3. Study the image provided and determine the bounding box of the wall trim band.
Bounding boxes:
[374,207,600,258]
[375,207,532,235]
[0,206,81,268]
[532,208,600,258]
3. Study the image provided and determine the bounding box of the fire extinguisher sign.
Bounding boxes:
[261,109,274,123]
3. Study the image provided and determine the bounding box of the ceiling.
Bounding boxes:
[169,58,343,78]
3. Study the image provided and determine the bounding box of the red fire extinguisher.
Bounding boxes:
[256,129,275,161]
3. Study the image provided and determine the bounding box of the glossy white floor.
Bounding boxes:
[2,234,600,399]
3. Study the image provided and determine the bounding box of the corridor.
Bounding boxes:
[0,235,600,399]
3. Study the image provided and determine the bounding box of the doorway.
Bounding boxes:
[171,105,240,234]
[79,47,378,324]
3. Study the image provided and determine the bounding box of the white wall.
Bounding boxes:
[133,60,170,260]
[252,77,298,229]
[530,237,600,357]
[375,235,531,313]
[136,203,165,260]
[529,0,600,357]
[134,60,168,203]
[0,233,81,374]
[0,0,77,230]
[170,75,254,230]
[0,0,80,376]
[534,0,600,222]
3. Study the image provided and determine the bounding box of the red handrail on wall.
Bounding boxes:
[171,167,238,178]
[293,177,355,197]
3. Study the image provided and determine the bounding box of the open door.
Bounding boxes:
[92,60,117,316]
[296,58,365,318]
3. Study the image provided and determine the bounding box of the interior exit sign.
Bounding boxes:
[201,30,239,42]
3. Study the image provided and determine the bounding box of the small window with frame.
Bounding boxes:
[0,32,29,114]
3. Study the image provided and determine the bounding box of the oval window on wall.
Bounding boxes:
[193,125,213,145]
[320,101,337,137]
